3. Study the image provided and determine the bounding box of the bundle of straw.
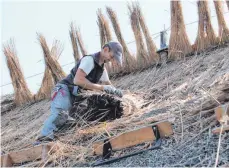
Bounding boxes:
[34,67,53,101]
[135,2,159,63]
[168,1,193,60]
[76,28,88,56]
[213,0,229,43]
[97,9,107,48]
[96,9,113,73]
[107,7,136,72]
[129,4,149,69]
[69,22,81,63]
[37,34,66,84]
[194,1,219,52]
[101,11,116,74]
[69,92,123,122]
[3,40,34,105]
[103,12,113,42]
[35,40,63,101]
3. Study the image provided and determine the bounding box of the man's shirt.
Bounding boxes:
[78,56,109,82]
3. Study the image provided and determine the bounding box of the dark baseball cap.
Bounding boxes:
[105,41,123,66]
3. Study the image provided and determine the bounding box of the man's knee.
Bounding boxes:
[53,111,68,128]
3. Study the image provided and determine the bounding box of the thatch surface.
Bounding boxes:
[2,45,229,167]
[107,7,136,72]
[76,28,88,56]
[3,40,34,105]
[194,1,219,52]
[1,94,16,114]
[35,40,63,101]
[129,4,149,69]
[69,22,81,63]
[168,1,193,59]
[37,34,66,84]
[213,0,229,43]
[135,3,159,63]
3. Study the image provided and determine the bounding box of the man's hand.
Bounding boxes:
[103,85,123,97]
[103,85,116,94]
[114,89,123,97]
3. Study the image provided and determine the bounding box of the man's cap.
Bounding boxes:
[105,41,123,66]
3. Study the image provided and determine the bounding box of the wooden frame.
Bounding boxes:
[93,121,173,155]
[0,142,58,167]
[214,103,229,123]
[212,125,229,134]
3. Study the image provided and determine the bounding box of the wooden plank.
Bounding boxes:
[1,154,13,167]
[214,103,229,123]
[93,121,173,155]
[1,142,58,165]
[41,144,51,163]
[212,125,229,134]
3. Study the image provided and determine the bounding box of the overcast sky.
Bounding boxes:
[1,0,229,96]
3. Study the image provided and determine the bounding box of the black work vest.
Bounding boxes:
[59,52,104,94]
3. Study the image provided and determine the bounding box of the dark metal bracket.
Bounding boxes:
[102,139,112,159]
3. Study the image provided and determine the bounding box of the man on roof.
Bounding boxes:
[37,41,123,142]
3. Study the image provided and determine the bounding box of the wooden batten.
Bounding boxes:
[93,121,173,155]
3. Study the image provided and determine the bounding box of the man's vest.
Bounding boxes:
[59,52,104,95]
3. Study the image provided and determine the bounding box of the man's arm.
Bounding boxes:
[101,80,112,85]
[74,68,104,91]
[99,68,112,85]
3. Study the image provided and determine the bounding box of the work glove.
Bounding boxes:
[103,85,116,94]
[114,89,123,98]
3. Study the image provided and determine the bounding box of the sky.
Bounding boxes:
[1,0,229,96]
